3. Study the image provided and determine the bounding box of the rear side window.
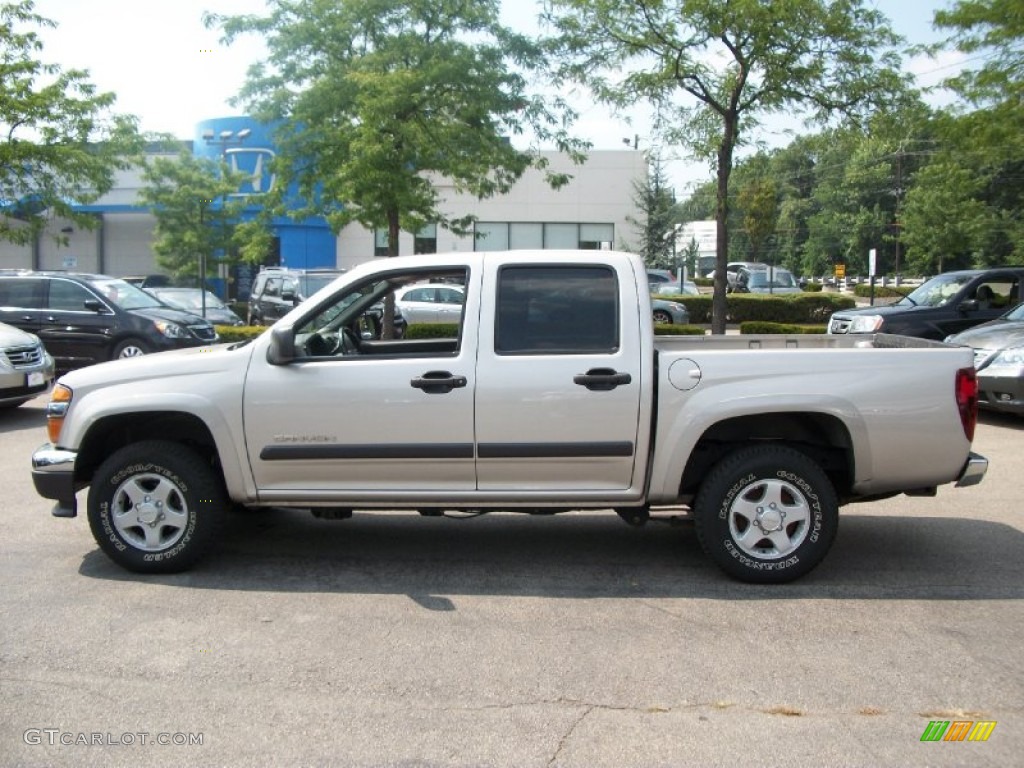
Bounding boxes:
[0,278,45,309]
[496,265,619,355]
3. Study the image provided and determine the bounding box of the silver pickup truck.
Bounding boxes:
[31,250,987,583]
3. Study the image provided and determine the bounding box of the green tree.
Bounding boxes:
[0,0,142,245]
[138,149,253,286]
[205,0,584,259]
[737,178,777,264]
[543,0,905,333]
[627,151,677,267]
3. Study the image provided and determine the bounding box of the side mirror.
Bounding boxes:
[281,288,297,303]
[959,299,979,314]
[83,299,106,313]
[266,325,296,365]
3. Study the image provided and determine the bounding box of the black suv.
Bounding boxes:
[248,268,347,325]
[828,268,1024,340]
[0,271,218,371]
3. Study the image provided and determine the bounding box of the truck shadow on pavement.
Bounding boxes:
[78,509,1024,602]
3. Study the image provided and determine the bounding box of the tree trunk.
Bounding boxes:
[712,113,738,335]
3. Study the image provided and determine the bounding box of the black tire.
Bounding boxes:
[112,337,150,360]
[87,440,226,573]
[693,445,838,584]
[653,309,673,324]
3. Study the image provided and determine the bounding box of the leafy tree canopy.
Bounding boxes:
[543,0,907,332]
[0,0,142,245]
[205,0,586,256]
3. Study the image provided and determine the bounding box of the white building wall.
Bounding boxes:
[337,150,647,267]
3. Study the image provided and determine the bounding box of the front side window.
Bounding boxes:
[295,266,469,358]
[48,280,100,311]
[495,265,619,355]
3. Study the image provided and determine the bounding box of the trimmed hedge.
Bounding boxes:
[740,322,827,334]
[693,277,714,287]
[852,284,911,299]
[654,324,706,335]
[652,292,855,324]
[801,283,824,292]
[406,323,460,339]
[214,325,265,342]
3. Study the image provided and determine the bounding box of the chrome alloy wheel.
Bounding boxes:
[110,472,190,551]
[726,477,811,559]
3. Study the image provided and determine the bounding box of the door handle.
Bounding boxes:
[573,368,632,391]
[411,370,467,394]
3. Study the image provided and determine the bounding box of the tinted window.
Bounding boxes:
[48,280,98,311]
[496,266,619,355]
[0,278,45,309]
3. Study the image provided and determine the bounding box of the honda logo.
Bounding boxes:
[225,147,277,197]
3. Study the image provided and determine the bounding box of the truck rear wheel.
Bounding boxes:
[693,445,838,583]
[87,441,225,573]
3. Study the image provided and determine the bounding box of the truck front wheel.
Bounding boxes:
[87,441,225,573]
[693,445,838,584]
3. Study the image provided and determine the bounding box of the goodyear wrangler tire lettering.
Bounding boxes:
[87,441,225,574]
[694,445,838,584]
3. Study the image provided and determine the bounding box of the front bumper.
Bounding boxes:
[977,369,1024,415]
[31,444,80,517]
[955,452,989,488]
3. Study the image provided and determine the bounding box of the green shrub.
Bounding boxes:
[693,277,714,287]
[801,283,824,292]
[654,324,706,335]
[406,323,460,339]
[740,322,827,334]
[656,293,854,324]
[214,325,265,343]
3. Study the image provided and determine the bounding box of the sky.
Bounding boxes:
[29,0,965,192]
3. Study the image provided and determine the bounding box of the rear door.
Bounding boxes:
[474,260,645,492]
[0,277,44,336]
[39,278,115,367]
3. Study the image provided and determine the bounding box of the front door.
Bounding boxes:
[245,263,478,497]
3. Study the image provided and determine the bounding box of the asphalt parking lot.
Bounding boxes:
[1,394,1022,767]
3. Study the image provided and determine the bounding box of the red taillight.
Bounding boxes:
[955,367,978,442]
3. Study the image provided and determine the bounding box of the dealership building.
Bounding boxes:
[0,117,648,298]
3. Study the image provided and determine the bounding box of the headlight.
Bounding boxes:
[47,384,73,443]
[991,346,1024,366]
[847,315,884,333]
[153,320,189,339]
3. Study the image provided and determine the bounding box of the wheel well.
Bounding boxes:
[74,411,220,485]
[679,412,854,498]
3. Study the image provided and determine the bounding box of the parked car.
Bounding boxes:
[0,272,218,371]
[0,321,54,408]
[705,261,769,292]
[395,283,465,325]
[945,302,1024,415]
[828,268,1024,340]
[651,297,689,325]
[248,267,346,325]
[651,281,700,297]
[147,287,245,326]
[734,266,802,294]
[122,274,172,289]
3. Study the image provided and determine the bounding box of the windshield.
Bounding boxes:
[90,278,163,310]
[156,290,227,310]
[299,274,343,296]
[1004,303,1024,321]
[900,273,975,308]
[747,270,797,289]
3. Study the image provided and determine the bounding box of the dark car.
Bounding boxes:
[0,272,218,371]
[828,268,1024,340]
[248,267,346,325]
[945,302,1024,416]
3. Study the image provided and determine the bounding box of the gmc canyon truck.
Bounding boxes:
[31,251,988,583]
